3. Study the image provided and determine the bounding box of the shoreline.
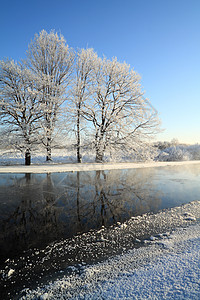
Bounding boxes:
[0,160,200,173]
[2,200,200,299]
[17,210,200,299]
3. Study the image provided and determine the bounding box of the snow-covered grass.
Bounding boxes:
[1,148,200,173]
[72,224,200,300]
[0,159,200,174]
[0,149,79,166]
[20,216,200,299]
[0,147,158,166]
[1,143,200,168]
[1,200,198,299]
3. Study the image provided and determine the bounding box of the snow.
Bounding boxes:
[157,144,200,161]
[1,198,199,299]
[20,221,200,299]
[7,268,15,278]
[15,199,200,299]
[0,158,200,173]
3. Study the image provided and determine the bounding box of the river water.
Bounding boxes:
[0,164,200,299]
[1,164,200,262]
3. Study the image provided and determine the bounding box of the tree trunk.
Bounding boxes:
[45,111,53,161]
[46,152,52,161]
[25,150,31,165]
[77,107,81,163]
[77,147,82,163]
[95,135,105,162]
[46,137,52,161]
[95,150,104,162]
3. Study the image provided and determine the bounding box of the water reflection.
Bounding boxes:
[0,173,61,261]
[0,164,200,262]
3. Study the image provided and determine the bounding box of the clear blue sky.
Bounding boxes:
[1,0,200,144]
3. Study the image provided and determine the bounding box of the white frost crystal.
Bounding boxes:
[8,269,15,278]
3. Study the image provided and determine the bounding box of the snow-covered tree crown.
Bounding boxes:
[0,30,161,164]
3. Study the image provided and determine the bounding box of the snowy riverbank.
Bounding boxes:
[1,200,199,299]
[0,160,200,173]
[20,220,200,299]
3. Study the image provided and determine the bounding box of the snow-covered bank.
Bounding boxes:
[1,200,196,299]
[20,221,200,299]
[0,160,200,173]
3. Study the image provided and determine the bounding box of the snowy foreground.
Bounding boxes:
[19,201,200,300]
[21,221,200,299]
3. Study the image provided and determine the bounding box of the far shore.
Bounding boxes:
[0,160,200,173]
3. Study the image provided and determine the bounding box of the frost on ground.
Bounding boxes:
[20,222,200,300]
[0,148,200,174]
[0,156,200,174]
[11,200,200,300]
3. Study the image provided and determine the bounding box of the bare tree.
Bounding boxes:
[0,31,160,164]
[70,48,98,162]
[83,57,160,162]
[0,59,42,165]
[26,30,74,161]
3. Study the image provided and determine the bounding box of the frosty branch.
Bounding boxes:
[0,30,161,164]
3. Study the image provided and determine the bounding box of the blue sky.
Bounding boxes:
[1,0,200,144]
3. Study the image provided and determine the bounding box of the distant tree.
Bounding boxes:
[83,57,160,162]
[26,30,74,161]
[70,48,98,162]
[171,138,179,147]
[0,59,42,165]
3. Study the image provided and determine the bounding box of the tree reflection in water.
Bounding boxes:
[0,168,161,262]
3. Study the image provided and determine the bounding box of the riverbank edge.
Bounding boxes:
[0,160,200,173]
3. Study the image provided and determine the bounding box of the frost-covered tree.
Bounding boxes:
[26,30,74,161]
[0,30,161,163]
[83,57,160,162]
[0,59,42,165]
[70,48,98,162]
